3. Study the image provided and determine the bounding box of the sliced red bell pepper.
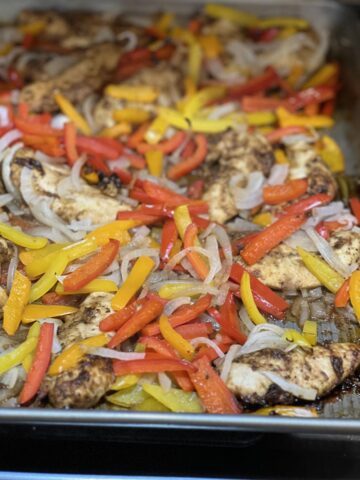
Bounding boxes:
[19,322,54,404]
[76,136,119,160]
[22,135,65,157]
[142,294,213,336]
[175,322,213,339]
[187,179,205,200]
[139,336,178,358]
[99,300,138,332]
[350,197,360,224]
[263,179,308,205]
[230,263,288,317]
[116,210,162,226]
[167,134,208,180]
[188,357,241,414]
[160,219,178,262]
[137,131,187,155]
[14,117,63,137]
[218,292,247,344]
[322,100,335,117]
[108,298,164,348]
[114,168,132,185]
[191,215,212,230]
[281,194,332,216]
[63,240,119,292]
[316,220,347,239]
[265,126,308,144]
[181,139,196,159]
[286,86,335,112]
[228,67,279,99]
[315,221,330,240]
[195,342,229,362]
[41,292,74,306]
[335,278,350,308]
[64,122,78,166]
[117,60,152,80]
[183,223,209,280]
[127,122,151,149]
[113,358,196,376]
[142,180,207,208]
[241,214,306,265]
[97,137,123,156]
[241,96,285,113]
[87,156,111,175]
[124,153,146,169]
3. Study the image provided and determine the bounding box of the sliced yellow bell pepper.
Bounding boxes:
[240,271,266,325]
[317,135,345,173]
[204,4,258,27]
[145,150,163,177]
[110,374,140,391]
[135,397,170,412]
[55,279,118,295]
[254,405,318,417]
[111,256,155,310]
[198,35,223,59]
[106,384,148,408]
[0,336,38,376]
[159,314,195,360]
[105,85,158,103]
[349,270,360,322]
[48,333,108,376]
[19,242,68,266]
[183,86,226,118]
[143,384,203,413]
[99,122,132,138]
[159,107,233,133]
[246,111,277,126]
[169,239,182,259]
[86,221,133,246]
[113,108,150,124]
[3,271,31,335]
[0,222,47,250]
[22,321,41,372]
[277,107,334,129]
[22,304,78,324]
[297,247,344,294]
[257,17,309,29]
[274,148,289,164]
[287,64,304,89]
[302,320,317,346]
[19,20,46,35]
[158,282,204,299]
[283,328,311,348]
[29,251,69,303]
[26,239,98,278]
[303,62,339,89]
[252,212,273,227]
[144,116,168,144]
[83,171,99,184]
[171,27,197,46]
[188,41,202,87]
[174,204,196,241]
[54,91,91,135]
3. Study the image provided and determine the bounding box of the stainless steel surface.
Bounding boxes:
[0,0,360,433]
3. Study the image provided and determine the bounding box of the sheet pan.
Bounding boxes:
[0,0,359,435]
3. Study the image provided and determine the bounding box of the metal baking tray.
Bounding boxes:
[0,0,360,436]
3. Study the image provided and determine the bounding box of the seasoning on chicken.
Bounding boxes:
[226,343,360,405]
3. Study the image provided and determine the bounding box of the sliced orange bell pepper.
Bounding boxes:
[183,223,209,280]
[263,179,308,205]
[113,358,196,376]
[3,271,31,335]
[63,239,119,292]
[349,271,360,321]
[335,278,350,308]
[99,300,138,332]
[167,134,208,180]
[64,121,78,166]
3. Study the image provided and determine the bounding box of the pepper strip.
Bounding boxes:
[297,247,344,294]
[0,336,38,376]
[241,214,306,265]
[167,134,208,180]
[64,122,78,165]
[63,240,119,292]
[335,279,350,308]
[263,179,308,205]
[100,300,138,332]
[54,92,91,135]
[159,314,195,360]
[240,271,267,325]
[160,219,178,262]
[349,271,360,321]
[22,304,78,323]
[111,256,155,310]
[0,222,47,249]
[19,322,54,404]
[183,223,209,280]
[3,271,31,335]
[29,251,68,303]
[113,358,196,376]
[55,279,118,295]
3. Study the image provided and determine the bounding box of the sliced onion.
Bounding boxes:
[81,94,97,134]
[89,347,145,361]
[70,155,87,189]
[117,31,138,52]
[121,248,159,281]
[2,142,24,199]
[282,134,315,145]
[208,102,237,120]
[207,57,245,83]
[158,372,172,393]
[239,323,290,355]
[1,366,20,389]
[108,157,130,171]
[299,299,310,327]
[214,282,231,306]
[312,201,343,218]
[0,129,20,154]
[168,132,192,165]
[267,164,289,186]
[204,235,222,284]
[261,371,317,400]
[68,218,99,232]
[231,172,265,210]
[51,114,69,130]
[165,246,214,279]
[220,344,241,382]
[190,337,225,359]
[305,227,355,278]
[226,217,262,233]
[0,193,13,207]
[239,306,255,333]
[0,106,10,127]
[164,297,191,316]
[284,230,317,252]
[34,151,66,165]
[212,225,233,283]
[6,245,18,293]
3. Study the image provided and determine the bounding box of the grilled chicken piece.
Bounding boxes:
[9,149,130,225]
[46,293,115,409]
[243,230,360,290]
[286,140,337,198]
[202,131,274,223]
[58,292,114,348]
[47,356,115,409]
[226,343,360,405]
[93,63,183,130]
[19,43,122,112]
